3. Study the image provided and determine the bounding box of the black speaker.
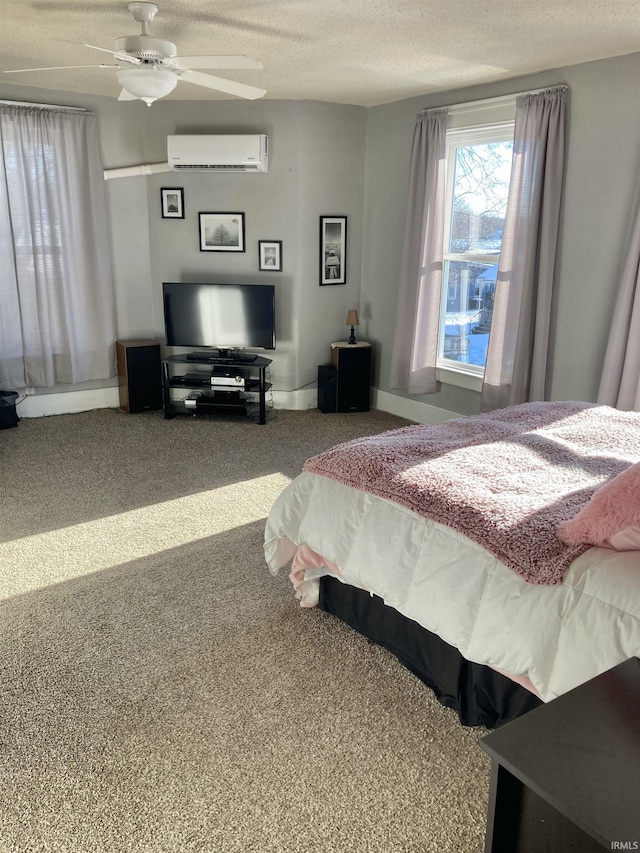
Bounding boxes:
[0,390,19,429]
[331,345,372,412]
[116,340,163,413]
[318,364,337,413]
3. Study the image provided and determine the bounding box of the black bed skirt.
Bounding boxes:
[318,575,542,729]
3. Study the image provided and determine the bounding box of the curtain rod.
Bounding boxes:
[441,84,568,115]
[0,99,89,113]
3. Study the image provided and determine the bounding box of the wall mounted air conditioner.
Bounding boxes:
[167,134,268,173]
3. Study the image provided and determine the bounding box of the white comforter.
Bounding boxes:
[264,472,640,703]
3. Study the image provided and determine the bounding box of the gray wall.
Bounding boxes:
[0,82,366,398]
[3,51,640,412]
[106,97,367,394]
[362,52,640,415]
[142,98,366,393]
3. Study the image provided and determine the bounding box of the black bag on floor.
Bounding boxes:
[0,390,19,429]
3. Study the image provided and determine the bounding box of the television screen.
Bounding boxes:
[162,282,276,352]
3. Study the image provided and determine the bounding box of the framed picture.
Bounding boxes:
[258,240,282,271]
[199,212,246,252]
[161,188,184,219]
[319,215,347,285]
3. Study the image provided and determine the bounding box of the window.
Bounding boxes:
[438,121,514,375]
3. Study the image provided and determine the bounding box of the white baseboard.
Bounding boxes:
[274,387,457,421]
[14,385,456,423]
[372,388,456,423]
[271,388,317,411]
[16,387,121,418]
[16,386,317,418]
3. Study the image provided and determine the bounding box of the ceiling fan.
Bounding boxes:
[4,1,267,105]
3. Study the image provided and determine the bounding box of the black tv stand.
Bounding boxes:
[162,353,272,424]
[186,350,258,365]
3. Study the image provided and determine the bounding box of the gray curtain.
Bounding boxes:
[390,108,448,394]
[0,104,116,389]
[597,181,640,410]
[480,87,568,411]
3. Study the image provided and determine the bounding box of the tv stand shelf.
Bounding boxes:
[162,353,272,425]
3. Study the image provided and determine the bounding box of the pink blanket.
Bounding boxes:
[303,401,640,585]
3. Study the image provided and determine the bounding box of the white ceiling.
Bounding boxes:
[1,0,639,108]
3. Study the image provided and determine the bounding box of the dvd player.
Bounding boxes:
[170,373,210,387]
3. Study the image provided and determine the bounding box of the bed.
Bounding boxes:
[264,401,640,728]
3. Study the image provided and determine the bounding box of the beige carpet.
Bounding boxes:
[0,407,490,853]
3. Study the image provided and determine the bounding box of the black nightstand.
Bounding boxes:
[480,657,640,852]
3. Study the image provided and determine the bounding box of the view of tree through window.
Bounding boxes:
[440,132,513,370]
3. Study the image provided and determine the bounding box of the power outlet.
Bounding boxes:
[24,387,35,396]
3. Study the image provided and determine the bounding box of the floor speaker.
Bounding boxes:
[331,344,372,412]
[116,340,163,413]
[318,364,337,413]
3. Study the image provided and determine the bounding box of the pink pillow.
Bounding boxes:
[559,462,640,551]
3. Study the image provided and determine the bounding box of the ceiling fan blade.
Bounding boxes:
[178,69,266,100]
[83,43,142,65]
[3,64,117,73]
[118,88,139,101]
[171,55,263,70]
[55,39,141,65]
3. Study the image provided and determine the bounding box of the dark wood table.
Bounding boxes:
[480,657,640,852]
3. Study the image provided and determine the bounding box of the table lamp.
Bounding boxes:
[346,309,359,344]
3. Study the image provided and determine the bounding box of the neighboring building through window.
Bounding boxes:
[438,117,514,374]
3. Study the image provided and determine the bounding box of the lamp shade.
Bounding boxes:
[116,66,178,106]
[345,309,359,327]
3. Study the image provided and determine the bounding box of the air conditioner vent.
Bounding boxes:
[167,134,268,173]
[172,163,260,171]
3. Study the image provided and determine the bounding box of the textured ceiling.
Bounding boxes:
[1,0,639,107]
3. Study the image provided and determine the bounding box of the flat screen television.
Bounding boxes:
[162,282,276,360]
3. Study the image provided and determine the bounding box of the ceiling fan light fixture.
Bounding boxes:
[116,65,177,105]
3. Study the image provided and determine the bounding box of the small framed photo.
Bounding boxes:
[258,240,282,271]
[161,188,184,219]
[319,215,347,285]
[199,212,246,252]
